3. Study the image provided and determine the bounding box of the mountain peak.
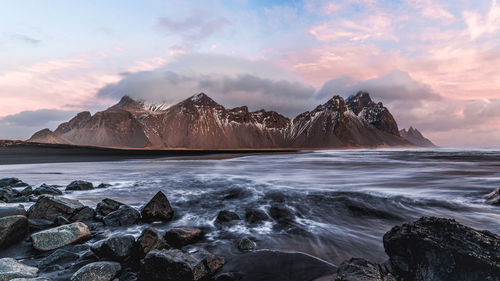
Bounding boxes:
[109,95,144,112]
[181,93,219,107]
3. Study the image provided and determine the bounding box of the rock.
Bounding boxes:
[91,234,135,261]
[103,205,140,226]
[96,198,124,216]
[118,271,138,281]
[216,250,336,281]
[31,222,90,251]
[28,219,53,232]
[164,226,202,248]
[244,208,270,224]
[0,215,28,248]
[70,261,121,281]
[0,206,26,218]
[53,216,70,226]
[38,249,79,271]
[485,187,500,205]
[0,258,39,281]
[0,178,23,187]
[139,249,214,281]
[66,180,94,191]
[140,191,174,222]
[335,258,396,281]
[269,204,295,224]
[27,196,84,221]
[7,196,29,203]
[96,183,111,189]
[70,206,96,222]
[19,186,33,196]
[135,227,170,258]
[187,247,226,274]
[237,237,256,251]
[383,216,500,281]
[33,184,62,196]
[0,186,19,202]
[215,210,241,225]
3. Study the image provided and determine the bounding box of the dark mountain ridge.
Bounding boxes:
[28,92,433,149]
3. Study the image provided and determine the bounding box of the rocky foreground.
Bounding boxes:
[0,177,499,281]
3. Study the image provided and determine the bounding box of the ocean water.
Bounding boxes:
[1,149,499,265]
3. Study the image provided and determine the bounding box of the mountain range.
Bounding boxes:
[28,92,434,149]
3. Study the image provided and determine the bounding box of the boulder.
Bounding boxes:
[96,198,124,216]
[27,196,84,221]
[69,206,96,222]
[237,237,256,252]
[0,186,19,202]
[187,247,226,274]
[139,249,222,281]
[335,258,396,281]
[38,249,79,271]
[484,187,500,205]
[0,215,28,248]
[215,210,241,225]
[91,234,135,261]
[383,217,500,281]
[33,184,63,196]
[66,180,94,191]
[53,216,70,226]
[96,183,111,189]
[140,191,174,222]
[70,261,121,281]
[31,222,90,251]
[0,206,26,218]
[164,226,202,248]
[0,178,24,187]
[269,204,295,224]
[244,208,270,224]
[0,258,39,281]
[103,205,140,226]
[135,227,170,258]
[28,219,53,232]
[19,186,33,196]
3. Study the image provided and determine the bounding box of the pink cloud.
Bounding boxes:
[408,0,455,23]
[463,0,500,40]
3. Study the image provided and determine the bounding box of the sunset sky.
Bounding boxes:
[1,0,499,147]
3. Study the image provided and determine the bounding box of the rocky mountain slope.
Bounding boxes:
[28,92,431,149]
[399,126,435,147]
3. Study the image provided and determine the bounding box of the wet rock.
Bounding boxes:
[335,258,396,281]
[237,237,256,252]
[187,247,226,274]
[27,196,84,221]
[269,204,295,224]
[28,219,53,232]
[215,210,241,225]
[0,177,24,187]
[0,186,19,202]
[139,249,212,281]
[484,187,500,205]
[0,215,28,248]
[69,206,96,222]
[38,249,79,271]
[118,271,138,281]
[96,198,124,216]
[8,196,30,203]
[217,250,336,281]
[135,227,170,258]
[66,180,94,191]
[103,205,140,226]
[0,206,26,218]
[20,186,33,196]
[53,216,70,226]
[244,208,269,224]
[70,261,121,281]
[140,191,174,222]
[164,226,202,248]
[0,258,39,281]
[383,216,500,281]
[31,222,90,251]
[91,234,135,261]
[33,184,63,196]
[96,183,111,189]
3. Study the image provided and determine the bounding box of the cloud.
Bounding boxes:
[10,33,42,45]
[463,0,500,40]
[408,0,455,22]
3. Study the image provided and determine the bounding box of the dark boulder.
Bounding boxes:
[484,187,500,205]
[28,219,54,232]
[53,216,70,226]
[33,184,63,196]
[0,257,39,280]
[244,208,270,224]
[70,261,121,281]
[0,186,19,202]
[0,206,26,218]
[135,227,170,258]
[0,215,28,248]
[140,191,174,222]
[66,180,94,191]
[164,226,202,248]
[215,210,241,225]
[96,198,124,216]
[38,249,79,271]
[103,205,140,227]
[383,217,500,281]
[269,204,296,224]
[237,237,256,252]
[188,247,226,274]
[20,185,33,196]
[70,206,96,222]
[91,234,135,261]
[96,183,111,189]
[0,177,24,187]
[27,196,84,221]
[335,258,396,281]
[139,248,223,281]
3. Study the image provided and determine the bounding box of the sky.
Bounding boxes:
[0,0,499,147]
